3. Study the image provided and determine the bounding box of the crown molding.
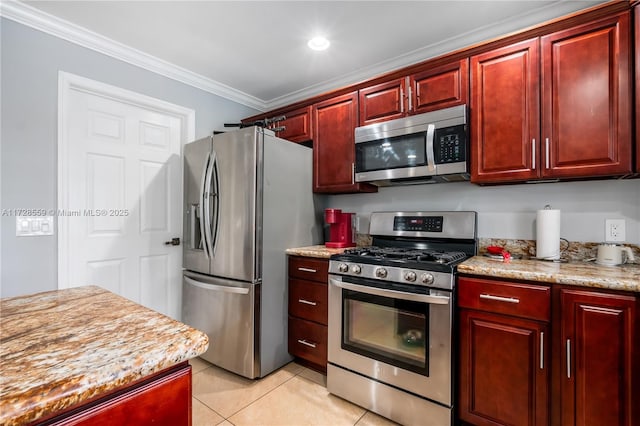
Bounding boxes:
[0,0,268,111]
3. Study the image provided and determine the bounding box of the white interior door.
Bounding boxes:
[58,72,194,320]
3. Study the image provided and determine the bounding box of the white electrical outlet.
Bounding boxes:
[605,219,625,242]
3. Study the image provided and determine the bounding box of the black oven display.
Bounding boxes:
[394,216,443,232]
[341,289,429,376]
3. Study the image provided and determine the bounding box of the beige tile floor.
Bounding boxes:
[189,357,399,426]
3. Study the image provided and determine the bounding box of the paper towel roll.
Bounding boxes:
[536,207,561,259]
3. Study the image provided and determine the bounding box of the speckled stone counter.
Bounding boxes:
[0,285,209,425]
[458,256,640,293]
[286,244,347,259]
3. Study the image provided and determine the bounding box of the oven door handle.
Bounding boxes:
[330,278,450,305]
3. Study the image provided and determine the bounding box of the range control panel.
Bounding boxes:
[393,216,443,232]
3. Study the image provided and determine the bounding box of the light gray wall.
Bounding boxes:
[0,18,259,297]
[328,179,640,244]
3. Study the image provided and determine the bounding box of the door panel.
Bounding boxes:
[63,83,185,320]
[182,272,257,378]
[560,289,636,426]
[183,137,212,275]
[541,13,632,177]
[209,128,259,283]
[471,38,540,183]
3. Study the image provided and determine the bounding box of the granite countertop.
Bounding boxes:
[458,256,640,293]
[286,244,347,259]
[0,285,209,425]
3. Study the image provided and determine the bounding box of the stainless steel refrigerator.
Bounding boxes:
[182,126,321,378]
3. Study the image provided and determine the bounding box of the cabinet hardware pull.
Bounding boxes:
[297,267,317,273]
[566,339,571,379]
[297,339,317,348]
[545,138,550,169]
[351,162,355,185]
[479,294,520,304]
[540,332,544,369]
[298,299,317,306]
[532,139,536,169]
[407,85,413,112]
[400,87,404,113]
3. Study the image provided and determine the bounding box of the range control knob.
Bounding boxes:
[375,268,388,279]
[404,271,417,282]
[421,273,435,285]
[338,263,349,273]
[351,264,362,274]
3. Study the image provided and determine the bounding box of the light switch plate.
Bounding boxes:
[16,216,54,236]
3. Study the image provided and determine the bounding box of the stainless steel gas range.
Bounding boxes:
[327,211,477,426]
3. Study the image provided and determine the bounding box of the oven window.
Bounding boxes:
[355,132,427,173]
[341,289,429,376]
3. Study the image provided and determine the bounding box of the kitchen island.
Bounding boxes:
[0,285,209,425]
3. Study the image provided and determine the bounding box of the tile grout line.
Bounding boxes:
[219,367,304,421]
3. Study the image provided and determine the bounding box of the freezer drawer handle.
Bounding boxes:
[184,276,250,295]
[298,299,317,306]
[297,267,317,273]
[297,339,317,348]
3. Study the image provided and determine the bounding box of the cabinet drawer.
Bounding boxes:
[288,316,327,368]
[288,256,328,283]
[458,277,550,321]
[289,278,327,325]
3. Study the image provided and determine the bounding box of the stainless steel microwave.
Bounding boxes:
[354,105,468,186]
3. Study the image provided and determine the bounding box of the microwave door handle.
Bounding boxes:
[199,152,211,258]
[426,124,436,172]
[329,278,450,305]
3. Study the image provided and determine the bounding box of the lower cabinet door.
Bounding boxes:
[288,316,327,369]
[559,289,636,426]
[459,309,549,426]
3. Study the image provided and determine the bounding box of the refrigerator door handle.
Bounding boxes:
[184,276,250,295]
[209,148,220,256]
[199,152,212,258]
[203,150,216,258]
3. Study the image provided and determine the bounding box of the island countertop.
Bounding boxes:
[458,256,640,293]
[0,285,209,425]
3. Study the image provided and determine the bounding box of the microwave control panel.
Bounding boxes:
[434,124,466,164]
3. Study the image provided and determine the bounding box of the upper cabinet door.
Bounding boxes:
[277,106,313,143]
[411,59,469,114]
[313,92,377,194]
[541,12,632,178]
[470,38,541,183]
[358,78,406,126]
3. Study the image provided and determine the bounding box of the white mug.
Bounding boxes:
[596,244,635,266]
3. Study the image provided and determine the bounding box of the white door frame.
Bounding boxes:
[57,71,195,289]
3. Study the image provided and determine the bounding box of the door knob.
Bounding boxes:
[164,237,181,246]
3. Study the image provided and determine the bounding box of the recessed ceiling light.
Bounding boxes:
[307,36,330,51]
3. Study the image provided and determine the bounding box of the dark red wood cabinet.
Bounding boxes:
[556,288,637,426]
[471,11,632,183]
[40,362,192,426]
[276,106,313,143]
[359,59,469,126]
[634,3,639,173]
[287,256,329,372]
[458,277,550,426]
[459,276,639,426]
[312,92,377,193]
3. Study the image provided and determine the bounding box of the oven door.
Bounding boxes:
[328,275,453,406]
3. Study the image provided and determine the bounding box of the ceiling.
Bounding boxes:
[14,1,607,111]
